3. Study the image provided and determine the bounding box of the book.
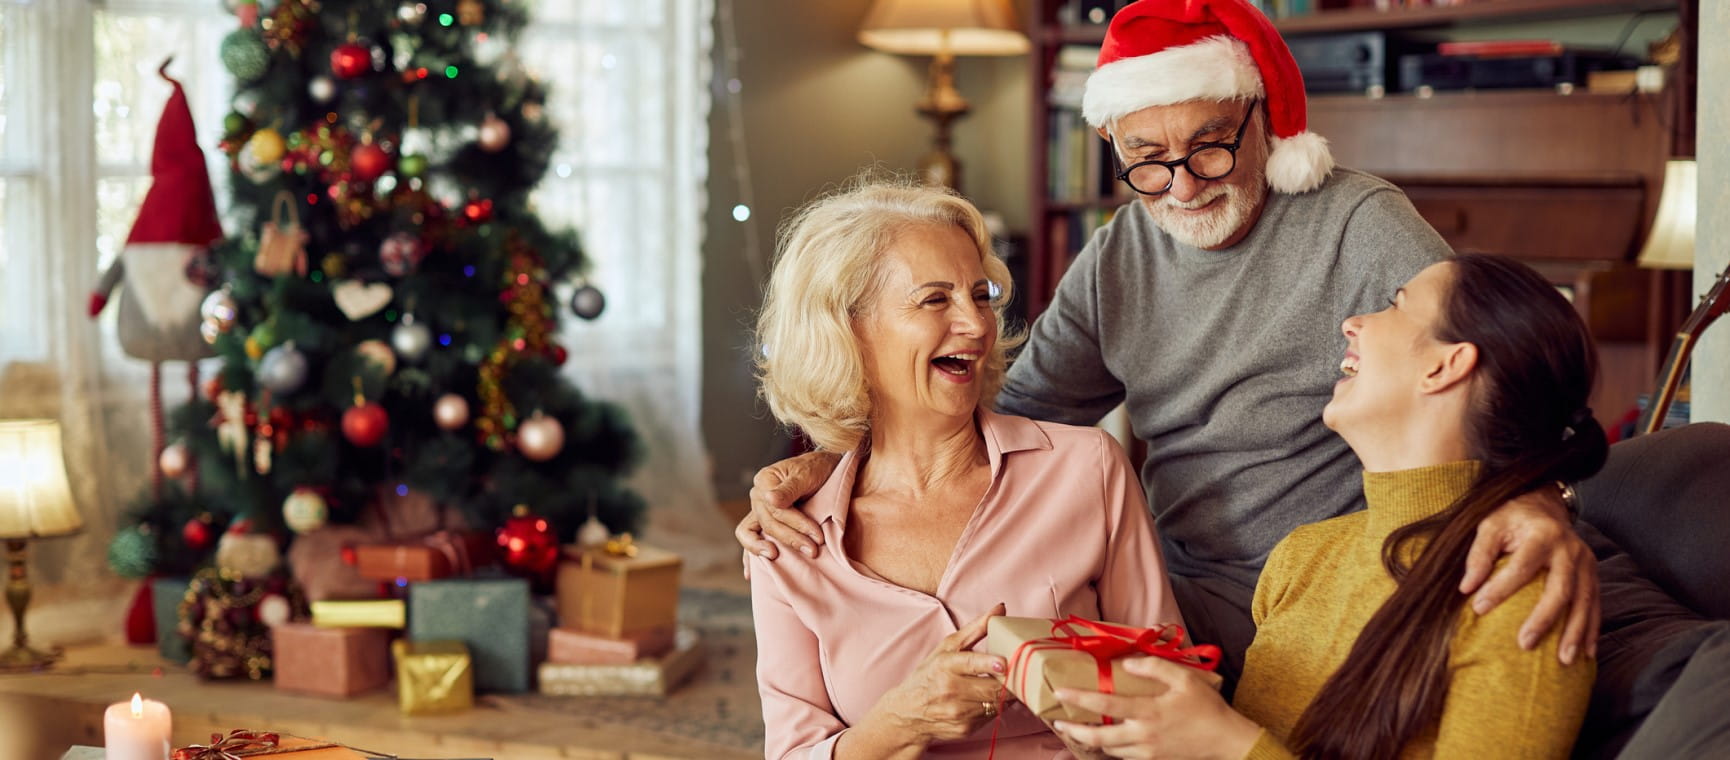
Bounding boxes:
[1437,40,1566,58]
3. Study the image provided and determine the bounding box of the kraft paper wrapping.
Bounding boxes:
[555,543,681,638]
[537,628,703,697]
[984,616,1219,724]
[310,599,405,629]
[391,639,474,715]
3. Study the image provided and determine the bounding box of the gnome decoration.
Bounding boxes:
[87,59,225,500]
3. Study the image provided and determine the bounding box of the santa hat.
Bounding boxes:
[120,60,224,328]
[1082,0,1333,194]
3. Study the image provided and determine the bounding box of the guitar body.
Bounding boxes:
[1637,265,1730,436]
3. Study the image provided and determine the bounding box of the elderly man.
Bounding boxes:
[740,0,1595,691]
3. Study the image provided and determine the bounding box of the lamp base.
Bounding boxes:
[0,642,60,672]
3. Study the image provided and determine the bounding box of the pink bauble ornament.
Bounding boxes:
[159,442,190,478]
[433,393,470,431]
[478,113,511,152]
[516,412,564,461]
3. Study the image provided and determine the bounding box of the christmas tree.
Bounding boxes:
[107,0,644,582]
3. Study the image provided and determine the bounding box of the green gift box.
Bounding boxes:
[408,578,530,692]
[150,576,191,665]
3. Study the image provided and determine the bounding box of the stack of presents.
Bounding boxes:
[153,528,699,713]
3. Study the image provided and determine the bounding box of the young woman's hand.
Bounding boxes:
[1460,487,1599,665]
[1052,656,1262,760]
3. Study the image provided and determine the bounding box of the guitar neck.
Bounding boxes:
[1639,333,1695,436]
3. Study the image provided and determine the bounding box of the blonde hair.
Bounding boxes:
[755,176,1022,453]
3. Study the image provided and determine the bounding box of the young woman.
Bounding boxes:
[1053,254,1603,759]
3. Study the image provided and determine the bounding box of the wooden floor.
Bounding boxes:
[0,641,758,760]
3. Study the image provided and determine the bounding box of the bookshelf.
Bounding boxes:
[1025,0,1690,425]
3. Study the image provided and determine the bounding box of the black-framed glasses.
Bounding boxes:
[1112,100,1258,196]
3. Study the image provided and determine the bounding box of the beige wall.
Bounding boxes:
[702,1,1030,499]
[1695,3,1727,423]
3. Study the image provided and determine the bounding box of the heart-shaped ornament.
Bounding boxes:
[332,280,394,321]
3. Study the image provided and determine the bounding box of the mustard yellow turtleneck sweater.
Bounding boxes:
[1232,461,1593,759]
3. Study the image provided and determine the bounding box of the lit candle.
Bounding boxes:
[104,692,171,760]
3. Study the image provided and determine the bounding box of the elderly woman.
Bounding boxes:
[749,179,1184,760]
[1053,255,1601,759]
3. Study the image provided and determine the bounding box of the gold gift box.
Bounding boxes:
[311,599,405,629]
[555,540,681,638]
[985,616,1219,724]
[391,639,474,715]
[537,627,704,697]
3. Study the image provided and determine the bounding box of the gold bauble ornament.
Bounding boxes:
[246,127,287,165]
[159,442,190,478]
[515,411,564,462]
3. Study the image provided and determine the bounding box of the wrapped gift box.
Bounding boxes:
[538,628,704,697]
[408,578,530,692]
[311,599,405,629]
[169,732,376,759]
[150,576,192,665]
[547,624,675,665]
[353,530,496,583]
[555,540,680,638]
[272,623,390,697]
[392,639,474,715]
[984,616,1220,724]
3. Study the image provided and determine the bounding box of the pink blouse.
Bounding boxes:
[750,409,1183,759]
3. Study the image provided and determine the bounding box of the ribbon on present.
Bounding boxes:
[987,616,1223,759]
[418,528,486,577]
[172,729,397,759]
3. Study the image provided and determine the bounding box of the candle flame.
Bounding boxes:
[131,692,143,718]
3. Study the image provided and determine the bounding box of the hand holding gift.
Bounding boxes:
[851,604,1011,752]
[1051,648,1262,760]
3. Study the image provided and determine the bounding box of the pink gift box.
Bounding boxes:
[272,622,391,697]
[547,625,675,665]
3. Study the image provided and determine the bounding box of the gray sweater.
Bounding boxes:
[998,168,1450,592]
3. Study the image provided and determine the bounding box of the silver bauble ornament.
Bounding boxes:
[257,592,292,627]
[158,442,190,478]
[516,412,564,462]
[398,2,427,24]
[308,75,337,104]
[576,515,610,547]
[433,393,470,430]
[478,113,511,152]
[571,283,606,320]
[282,488,329,534]
[391,314,432,362]
[200,320,222,345]
[258,342,310,394]
[200,289,240,330]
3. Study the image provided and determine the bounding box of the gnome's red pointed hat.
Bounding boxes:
[1082,0,1333,194]
[121,61,224,327]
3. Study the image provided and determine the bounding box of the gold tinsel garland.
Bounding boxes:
[475,234,557,451]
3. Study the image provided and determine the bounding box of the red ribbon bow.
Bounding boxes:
[171,730,280,760]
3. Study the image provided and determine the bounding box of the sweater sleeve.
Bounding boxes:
[996,223,1125,427]
[1242,730,1299,760]
[1431,571,1594,759]
[750,556,850,760]
[1335,187,1450,315]
[1092,428,1184,630]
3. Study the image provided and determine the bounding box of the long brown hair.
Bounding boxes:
[1286,254,1609,759]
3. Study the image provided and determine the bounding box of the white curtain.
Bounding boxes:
[0,0,720,649]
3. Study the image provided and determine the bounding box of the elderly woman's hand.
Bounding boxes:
[842,604,1010,754]
[1052,656,1262,760]
[735,451,842,578]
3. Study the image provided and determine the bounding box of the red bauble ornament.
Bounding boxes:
[330,42,371,79]
[549,344,568,366]
[183,517,214,552]
[496,505,558,581]
[462,198,494,224]
[350,143,391,181]
[341,402,390,447]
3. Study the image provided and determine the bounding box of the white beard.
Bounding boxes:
[1145,177,1262,249]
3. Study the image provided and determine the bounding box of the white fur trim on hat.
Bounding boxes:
[1266,131,1335,194]
[1082,36,1264,128]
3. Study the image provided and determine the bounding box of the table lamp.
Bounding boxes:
[0,419,84,670]
[860,0,1029,191]
[1635,158,1696,270]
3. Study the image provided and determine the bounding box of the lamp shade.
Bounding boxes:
[1636,159,1697,270]
[0,419,83,538]
[859,0,1030,56]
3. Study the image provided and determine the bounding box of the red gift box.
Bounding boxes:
[352,530,496,583]
[271,622,390,697]
[547,625,675,665]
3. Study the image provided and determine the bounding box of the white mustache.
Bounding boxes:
[1162,188,1229,210]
